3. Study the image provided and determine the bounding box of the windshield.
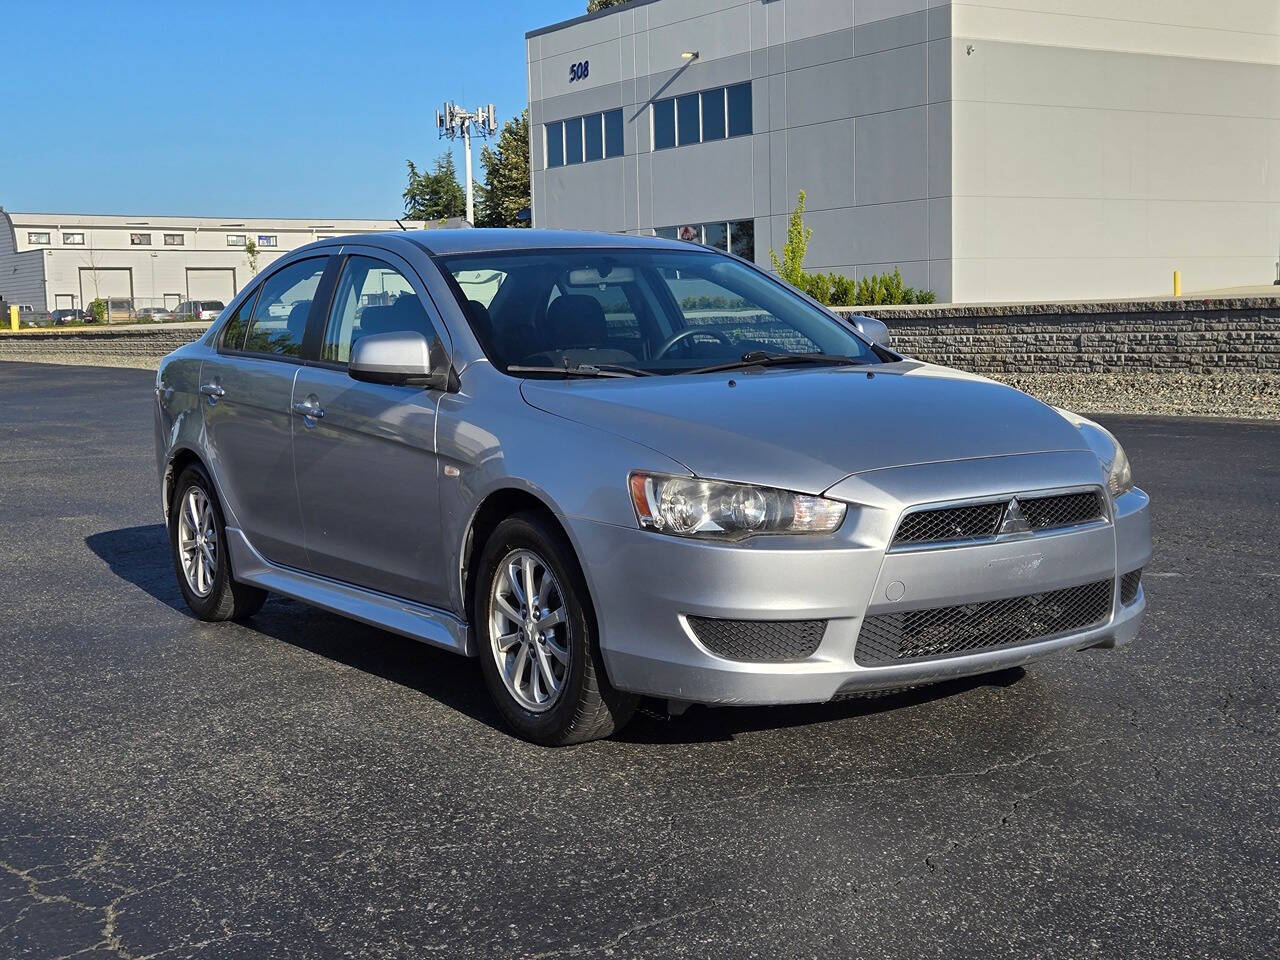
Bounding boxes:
[436,247,880,376]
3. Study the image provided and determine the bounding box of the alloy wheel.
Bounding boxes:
[177,486,217,598]
[488,549,571,712]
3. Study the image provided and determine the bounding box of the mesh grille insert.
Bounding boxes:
[855,580,1113,666]
[687,617,826,662]
[893,502,1005,545]
[1120,568,1143,605]
[892,491,1106,548]
[1018,492,1106,531]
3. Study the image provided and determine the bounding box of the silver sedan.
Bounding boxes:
[154,230,1151,745]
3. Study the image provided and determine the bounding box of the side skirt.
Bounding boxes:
[224,527,474,656]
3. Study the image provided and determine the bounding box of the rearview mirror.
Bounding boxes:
[850,315,892,348]
[349,331,455,390]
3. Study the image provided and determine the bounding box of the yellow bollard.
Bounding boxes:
[1173,270,1182,297]
[8,305,17,332]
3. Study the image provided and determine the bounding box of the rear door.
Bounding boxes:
[199,256,331,568]
[290,248,450,607]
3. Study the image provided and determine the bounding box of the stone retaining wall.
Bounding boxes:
[836,296,1280,419]
[4,298,1278,419]
[0,327,206,370]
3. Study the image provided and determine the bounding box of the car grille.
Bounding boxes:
[1120,568,1143,605]
[855,579,1113,666]
[687,616,826,662]
[892,491,1106,548]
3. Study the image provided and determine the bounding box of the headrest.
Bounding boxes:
[356,304,396,337]
[285,300,311,339]
[466,299,494,341]
[545,295,607,348]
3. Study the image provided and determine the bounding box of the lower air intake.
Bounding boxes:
[687,616,826,662]
[855,580,1113,666]
[1120,568,1143,605]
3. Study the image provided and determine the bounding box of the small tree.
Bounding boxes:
[403,153,467,221]
[770,191,812,288]
[587,0,630,11]
[244,237,260,276]
[88,298,107,324]
[476,109,531,228]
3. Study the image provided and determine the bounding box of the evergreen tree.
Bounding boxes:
[476,110,531,228]
[587,0,630,12]
[403,152,466,221]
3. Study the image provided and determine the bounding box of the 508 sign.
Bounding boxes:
[569,60,590,83]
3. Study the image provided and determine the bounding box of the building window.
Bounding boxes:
[163,233,184,246]
[28,232,50,244]
[655,219,756,260]
[652,82,752,151]
[257,235,277,247]
[545,109,624,168]
[62,232,85,245]
[227,234,246,246]
[130,233,152,246]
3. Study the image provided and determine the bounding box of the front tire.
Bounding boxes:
[169,464,267,622]
[475,512,635,746]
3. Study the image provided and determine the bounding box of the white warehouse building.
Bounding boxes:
[0,209,438,315]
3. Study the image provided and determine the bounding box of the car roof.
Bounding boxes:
[327,228,699,258]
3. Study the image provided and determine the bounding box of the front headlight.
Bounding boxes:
[628,472,847,540]
[1055,408,1135,497]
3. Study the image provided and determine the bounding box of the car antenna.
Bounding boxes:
[395,219,407,231]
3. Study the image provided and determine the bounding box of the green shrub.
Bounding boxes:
[88,298,107,324]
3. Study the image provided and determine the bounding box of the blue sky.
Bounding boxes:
[1,0,585,218]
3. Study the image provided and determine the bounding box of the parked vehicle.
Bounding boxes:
[138,306,175,322]
[174,300,226,322]
[51,308,90,325]
[154,230,1151,745]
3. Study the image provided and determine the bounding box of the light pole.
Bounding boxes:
[437,102,497,225]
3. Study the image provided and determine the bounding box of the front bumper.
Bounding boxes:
[568,453,1152,706]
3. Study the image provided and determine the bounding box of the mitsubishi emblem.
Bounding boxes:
[998,497,1032,536]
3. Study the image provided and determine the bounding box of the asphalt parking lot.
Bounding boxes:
[1,361,1276,960]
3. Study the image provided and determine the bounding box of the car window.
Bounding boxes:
[219,292,256,351]
[241,258,326,357]
[437,248,877,374]
[322,255,434,365]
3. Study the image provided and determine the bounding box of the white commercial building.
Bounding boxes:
[528,0,1280,301]
[0,210,446,314]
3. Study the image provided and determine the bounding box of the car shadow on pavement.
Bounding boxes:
[85,523,190,614]
[618,668,1028,745]
[85,524,1027,745]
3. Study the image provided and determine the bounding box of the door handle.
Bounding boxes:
[199,383,225,403]
[293,399,324,420]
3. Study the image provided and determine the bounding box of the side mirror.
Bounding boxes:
[349,331,456,391]
[850,315,891,348]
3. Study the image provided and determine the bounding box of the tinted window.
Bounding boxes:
[545,121,564,168]
[703,222,728,252]
[727,82,752,137]
[584,113,604,162]
[604,109,624,157]
[241,258,326,357]
[220,295,255,351]
[676,93,700,146]
[701,89,725,141]
[564,117,583,165]
[653,99,675,149]
[201,301,225,311]
[730,219,755,261]
[323,256,432,365]
[438,248,879,375]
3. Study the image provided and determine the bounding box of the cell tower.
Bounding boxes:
[437,102,498,225]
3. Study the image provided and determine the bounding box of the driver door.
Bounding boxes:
[290,249,451,608]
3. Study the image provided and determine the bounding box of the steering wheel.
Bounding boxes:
[653,327,735,360]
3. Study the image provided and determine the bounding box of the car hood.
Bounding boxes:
[519,361,1090,495]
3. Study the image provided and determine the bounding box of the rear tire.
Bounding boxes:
[169,463,267,622]
[475,511,635,746]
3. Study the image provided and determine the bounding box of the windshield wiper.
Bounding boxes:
[507,363,655,379]
[689,351,870,375]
